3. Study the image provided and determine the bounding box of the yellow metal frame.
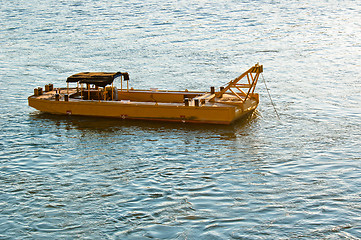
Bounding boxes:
[211,63,263,102]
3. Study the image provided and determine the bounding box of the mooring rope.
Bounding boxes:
[261,73,280,120]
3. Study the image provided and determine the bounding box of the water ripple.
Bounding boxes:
[1,0,361,239]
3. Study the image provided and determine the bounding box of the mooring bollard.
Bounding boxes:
[210,86,215,94]
[219,86,224,97]
[184,98,189,106]
[194,98,199,107]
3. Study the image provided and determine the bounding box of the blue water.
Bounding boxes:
[1,0,361,239]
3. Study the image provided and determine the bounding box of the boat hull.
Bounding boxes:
[28,95,258,125]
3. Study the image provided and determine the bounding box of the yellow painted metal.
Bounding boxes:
[211,63,263,103]
[28,64,262,124]
[111,82,114,100]
[87,84,90,100]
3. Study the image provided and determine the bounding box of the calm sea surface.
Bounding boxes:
[1,0,361,239]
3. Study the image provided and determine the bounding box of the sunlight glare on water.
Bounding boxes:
[1,0,361,239]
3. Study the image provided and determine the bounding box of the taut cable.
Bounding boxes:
[261,73,280,120]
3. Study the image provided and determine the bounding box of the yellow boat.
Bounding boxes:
[28,64,263,125]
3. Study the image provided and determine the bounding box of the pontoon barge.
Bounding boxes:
[28,64,263,124]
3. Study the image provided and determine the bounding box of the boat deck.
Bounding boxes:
[32,88,252,108]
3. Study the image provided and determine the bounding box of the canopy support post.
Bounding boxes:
[112,82,114,100]
[80,83,83,99]
[121,75,123,92]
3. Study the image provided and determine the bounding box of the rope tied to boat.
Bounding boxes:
[261,73,280,120]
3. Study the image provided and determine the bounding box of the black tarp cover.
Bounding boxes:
[66,72,124,87]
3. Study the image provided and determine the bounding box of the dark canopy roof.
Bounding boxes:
[67,72,128,87]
